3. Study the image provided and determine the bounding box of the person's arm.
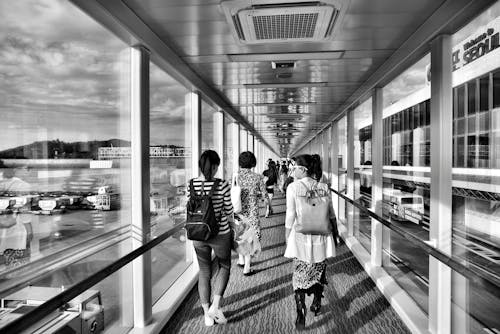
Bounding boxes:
[285,184,296,242]
[221,180,234,223]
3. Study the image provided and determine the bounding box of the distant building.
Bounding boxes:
[98,146,191,159]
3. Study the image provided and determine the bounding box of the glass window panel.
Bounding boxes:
[201,100,216,152]
[149,63,192,303]
[457,85,466,117]
[0,0,133,310]
[457,118,466,135]
[337,116,347,225]
[382,53,430,315]
[354,98,372,251]
[468,116,476,134]
[479,111,490,132]
[467,135,476,168]
[468,81,477,115]
[223,116,234,179]
[457,136,465,167]
[494,70,500,108]
[479,76,489,112]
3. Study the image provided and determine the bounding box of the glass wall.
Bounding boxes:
[223,116,235,179]
[381,54,431,313]
[240,128,248,153]
[0,1,135,331]
[149,62,192,303]
[337,116,348,224]
[201,100,216,152]
[353,98,372,251]
[450,3,500,332]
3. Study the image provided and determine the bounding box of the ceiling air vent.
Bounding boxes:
[221,0,349,44]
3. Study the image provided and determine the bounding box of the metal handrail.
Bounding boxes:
[0,223,185,334]
[330,188,500,300]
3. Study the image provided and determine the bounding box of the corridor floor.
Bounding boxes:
[162,195,410,334]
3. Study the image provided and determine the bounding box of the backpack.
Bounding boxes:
[294,180,332,235]
[185,179,220,241]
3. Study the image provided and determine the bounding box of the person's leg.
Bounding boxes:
[243,254,252,274]
[237,253,245,266]
[193,241,214,326]
[268,192,274,214]
[209,233,232,323]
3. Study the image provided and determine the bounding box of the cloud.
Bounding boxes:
[0,0,134,151]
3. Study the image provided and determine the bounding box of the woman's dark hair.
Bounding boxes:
[199,150,220,180]
[266,160,278,183]
[295,154,322,181]
[239,151,256,168]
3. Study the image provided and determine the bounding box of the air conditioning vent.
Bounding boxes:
[221,0,348,44]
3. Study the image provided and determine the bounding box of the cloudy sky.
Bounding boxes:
[0,0,190,151]
[1,1,499,152]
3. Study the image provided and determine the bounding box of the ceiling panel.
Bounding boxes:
[123,0,448,155]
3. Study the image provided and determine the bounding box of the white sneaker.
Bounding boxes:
[208,306,227,324]
[204,315,214,326]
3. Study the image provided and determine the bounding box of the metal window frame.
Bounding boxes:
[130,45,152,327]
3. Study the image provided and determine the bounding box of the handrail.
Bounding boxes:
[330,188,500,300]
[0,223,186,334]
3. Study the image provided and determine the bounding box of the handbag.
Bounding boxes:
[294,179,332,235]
[231,174,242,214]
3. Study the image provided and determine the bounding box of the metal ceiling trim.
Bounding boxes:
[227,51,344,62]
[291,0,498,155]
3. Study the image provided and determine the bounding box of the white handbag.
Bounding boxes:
[231,174,242,214]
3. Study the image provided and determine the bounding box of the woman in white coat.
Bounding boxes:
[284,154,337,330]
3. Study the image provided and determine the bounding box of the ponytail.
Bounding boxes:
[310,154,322,182]
[199,150,220,181]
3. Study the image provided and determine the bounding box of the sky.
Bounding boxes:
[1,1,499,152]
[0,0,190,151]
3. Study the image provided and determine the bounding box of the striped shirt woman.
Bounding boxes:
[187,177,233,234]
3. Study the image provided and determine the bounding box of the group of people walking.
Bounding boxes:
[186,150,338,330]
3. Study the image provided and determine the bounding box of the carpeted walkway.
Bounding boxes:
[162,195,410,334]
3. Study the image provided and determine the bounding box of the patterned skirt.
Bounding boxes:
[292,259,327,291]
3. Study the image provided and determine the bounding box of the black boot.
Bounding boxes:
[310,284,324,316]
[294,291,306,330]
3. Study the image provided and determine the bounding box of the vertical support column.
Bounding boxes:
[429,35,453,334]
[331,122,339,224]
[190,92,201,177]
[130,45,151,327]
[215,111,224,178]
[347,109,355,236]
[185,91,201,270]
[232,123,240,174]
[371,88,384,266]
[240,128,248,152]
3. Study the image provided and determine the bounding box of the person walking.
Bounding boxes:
[284,154,337,330]
[278,161,288,192]
[262,160,278,217]
[188,150,233,326]
[235,151,269,275]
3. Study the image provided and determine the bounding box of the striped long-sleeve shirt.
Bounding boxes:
[187,177,233,235]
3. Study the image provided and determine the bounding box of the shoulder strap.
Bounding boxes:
[208,179,220,197]
[189,179,196,197]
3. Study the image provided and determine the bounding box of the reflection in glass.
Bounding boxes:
[0,0,132,315]
[381,54,431,313]
[353,98,372,251]
[450,3,500,331]
[337,117,347,224]
[149,62,192,303]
